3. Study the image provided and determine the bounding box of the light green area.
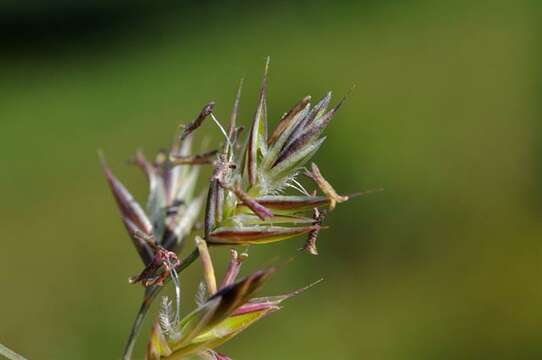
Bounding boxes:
[0,1,540,359]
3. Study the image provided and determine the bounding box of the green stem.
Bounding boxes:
[0,343,27,360]
[176,247,201,273]
[122,248,200,360]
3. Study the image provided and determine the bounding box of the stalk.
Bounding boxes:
[122,248,200,359]
[0,343,27,360]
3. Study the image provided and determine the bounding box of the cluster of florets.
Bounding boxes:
[102,59,361,360]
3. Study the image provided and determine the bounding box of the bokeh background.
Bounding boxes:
[1,1,540,359]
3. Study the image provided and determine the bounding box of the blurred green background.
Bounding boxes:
[1,0,541,359]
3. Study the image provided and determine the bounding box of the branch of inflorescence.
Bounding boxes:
[122,247,200,360]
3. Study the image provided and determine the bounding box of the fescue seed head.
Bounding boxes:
[101,58,370,359]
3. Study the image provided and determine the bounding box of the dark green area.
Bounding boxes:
[0,1,540,359]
